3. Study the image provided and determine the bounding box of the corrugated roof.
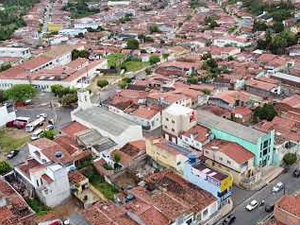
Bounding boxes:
[73,106,139,136]
[197,109,267,144]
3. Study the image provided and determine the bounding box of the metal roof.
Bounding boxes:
[197,110,267,144]
[73,106,139,136]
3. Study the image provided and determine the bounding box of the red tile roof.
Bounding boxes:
[61,122,90,138]
[205,139,254,164]
[182,125,209,143]
[276,195,300,219]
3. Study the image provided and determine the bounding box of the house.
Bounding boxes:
[255,116,300,165]
[203,140,258,187]
[28,138,76,171]
[275,94,300,115]
[183,154,233,207]
[71,90,143,148]
[178,125,211,151]
[68,171,99,208]
[69,170,218,225]
[272,194,300,225]
[208,91,253,110]
[15,159,71,207]
[162,104,197,143]
[197,109,275,167]
[0,177,35,225]
[111,140,146,168]
[0,47,31,59]
[245,79,281,98]
[146,138,195,174]
[0,104,16,127]
[213,35,252,48]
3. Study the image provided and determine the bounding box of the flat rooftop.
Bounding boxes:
[193,162,228,181]
[164,103,193,116]
[197,109,267,144]
[73,106,139,136]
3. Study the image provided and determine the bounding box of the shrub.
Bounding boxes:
[97,79,109,88]
[283,153,297,165]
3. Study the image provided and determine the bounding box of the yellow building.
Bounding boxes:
[146,138,193,174]
[47,23,63,33]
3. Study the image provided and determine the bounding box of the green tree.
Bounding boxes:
[163,53,169,60]
[71,49,90,60]
[0,63,11,72]
[0,90,6,103]
[283,153,297,165]
[149,24,160,33]
[40,130,56,140]
[253,103,277,121]
[270,35,287,55]
[113,153,121,163]
[187,77,198,84]
[61,92,78,107]
[252,21,268,32]
[4,84,36,102]
[51,84,65,97]
[149,55,160,65]
[97,79,109,88]
[118,80,127,89]
[126,38,139,50]
[0,161,12,175]
[145,67,152,75]
[272,21,284,33]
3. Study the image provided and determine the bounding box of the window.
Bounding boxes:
[203,209,208,217]
[177,161,181,165]
[263,140,269,148]
[171,120,175,124]
[186,218,193,225]
[227,160,231,165]
[166,118,169,121]
[164,125,168,129]
[219,157,223,161]
[171,128,175,132]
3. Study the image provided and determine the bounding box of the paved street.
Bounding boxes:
[218,167,300,225]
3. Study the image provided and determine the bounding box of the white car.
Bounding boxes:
[36,113,48,118]
[272,182,284,193]
[246,200,259,211]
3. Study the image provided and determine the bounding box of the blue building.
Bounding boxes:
[183,154,233,207]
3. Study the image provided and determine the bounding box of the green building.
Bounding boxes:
[197,110,275,167]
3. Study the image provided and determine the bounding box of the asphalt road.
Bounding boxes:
[218,166,300,225]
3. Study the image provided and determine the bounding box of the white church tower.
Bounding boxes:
[77,89,92,110]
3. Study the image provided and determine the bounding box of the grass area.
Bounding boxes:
[83,168,118,200]
[63,0,101,19]
[107,53,125,69]
[122,61,150,72]
[0,128,30,153]
[27,198,52,216]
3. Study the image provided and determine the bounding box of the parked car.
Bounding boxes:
[246,200,259,211]
[36,113,48,118]
[272,182,284,193]
[222,214,236,225]
[45,124,54,131]
[7,150,19,159]
[265,204,275,212]
[293,168,300,178]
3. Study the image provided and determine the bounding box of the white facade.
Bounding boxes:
[178,133,209,151]
[16,163,71,208]
[74,18,99,30]
[213,37,252,48]
[0,105,16,127]
[162,104,197,138]
[0,60,107,92]
[72,91,144,148]
[0,47,31,59]
[59,29,87,36]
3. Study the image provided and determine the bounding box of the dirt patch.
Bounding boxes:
[52,198,81,220]
[0,128,30,154]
